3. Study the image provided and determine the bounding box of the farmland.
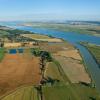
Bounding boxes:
[43,84,100,100]
[0,48,5,62]
[21,34,62,42]
[0,27,100,100]
[0,48,41,97]
[1,86,38,100]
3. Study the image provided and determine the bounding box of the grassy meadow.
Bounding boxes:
[87,45,100,66]
[0,48,5,61]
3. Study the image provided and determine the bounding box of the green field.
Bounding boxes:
[44,61,100,100]
[1,55,100,100]
[0,46,100,100]
[43,84,100,100]
[0,30,9,37]
[45,60,70,84]
[0,48,5,61]
[1,86,38,100]
[45,62,64,82]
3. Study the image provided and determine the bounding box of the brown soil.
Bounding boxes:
[55,50,82,60]
[0,53,41,96]
[54,55,91,83]
[39,42,74,53]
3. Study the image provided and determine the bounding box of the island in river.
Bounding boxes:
[20,21,100,37]
[0,26,100,100]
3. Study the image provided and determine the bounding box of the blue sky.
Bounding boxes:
[0,0,100,21]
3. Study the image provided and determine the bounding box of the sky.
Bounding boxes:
[0,0,100,21]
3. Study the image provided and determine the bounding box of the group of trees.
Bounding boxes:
[32,48,52,100]
[31,48,52,61]
[0,42,4,47]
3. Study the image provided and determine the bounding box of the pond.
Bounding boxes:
[9,49,17,54]
[18,48,24,53]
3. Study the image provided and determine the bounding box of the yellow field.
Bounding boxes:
[21,34,62,42]
[1,86,38,100]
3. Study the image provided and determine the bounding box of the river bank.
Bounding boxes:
[80,42,100,68]
[20,22,100,36]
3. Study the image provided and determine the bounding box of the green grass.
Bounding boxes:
[45,60,71,85]
[1,84,100,100]
[44,58,100,100]
[43,84,100,100]
[53,60,71,83]
[86,44,100,66]
[0,30,9,36]
[0,48,5,61]
[21,34,51,39]
[45,62,64,82]
[1,86,39,100]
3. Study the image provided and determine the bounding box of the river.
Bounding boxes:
[0,22,100,93]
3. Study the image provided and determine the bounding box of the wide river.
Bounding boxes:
[0,22,100,93]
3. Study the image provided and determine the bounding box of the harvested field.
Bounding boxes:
[21,34,62,42]
[54,55,91,83]
[21,34,51,39]
[45,62,64,82]
[56,50,82,60]
[0,53,41,96]
[4,43,22,48]
[39,42,74,53]
[1,86,38,100]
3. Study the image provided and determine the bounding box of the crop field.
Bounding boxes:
[0,42,99,100]
[0,47,100,100]
[21,34,62,42]
[0,48,41,96]
[45,62,64,82]
[43,84,100,100]
[1,86,38,100]
[21,34,51,39]
[43,58,100,100]
[54,55,91,83]
[0,48,5,62]
[39,42,74,53]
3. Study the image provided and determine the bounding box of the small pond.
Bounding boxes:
[18,48,24,53]
[9,49,17,54]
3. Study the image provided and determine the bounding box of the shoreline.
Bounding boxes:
[80,42,100,69]
[19,22,100,37]
[77,46,94,85]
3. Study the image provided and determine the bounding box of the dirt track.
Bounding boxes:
[0,53,41,96]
